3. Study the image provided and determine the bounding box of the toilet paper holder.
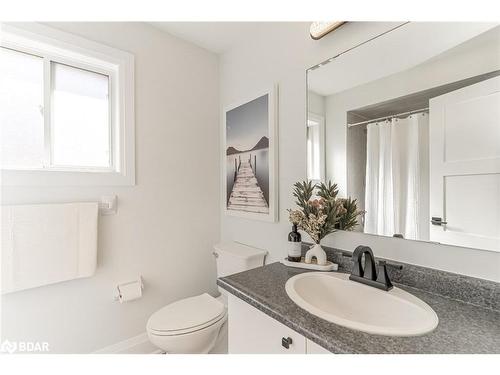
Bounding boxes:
[114,276,144,302]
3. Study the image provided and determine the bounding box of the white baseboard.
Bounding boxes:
[93,326,228,354]
[93,333,158,354]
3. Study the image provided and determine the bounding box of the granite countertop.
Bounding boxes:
[217,262,500,354]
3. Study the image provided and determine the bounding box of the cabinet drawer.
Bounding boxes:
[228,294,306,354]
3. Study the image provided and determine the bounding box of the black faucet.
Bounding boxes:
[349,246,393,291]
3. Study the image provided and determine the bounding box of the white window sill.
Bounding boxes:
[1,168,135,186]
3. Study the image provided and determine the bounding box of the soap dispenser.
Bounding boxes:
[287,224,302,262]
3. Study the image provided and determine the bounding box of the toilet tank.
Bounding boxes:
[213,242,267,278]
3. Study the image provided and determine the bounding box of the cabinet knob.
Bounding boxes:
[281,336,293,349]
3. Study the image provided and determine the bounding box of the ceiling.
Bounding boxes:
[349,70,500,124]
[150,22,290,54]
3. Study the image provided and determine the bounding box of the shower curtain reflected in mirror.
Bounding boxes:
[364,112,429,240]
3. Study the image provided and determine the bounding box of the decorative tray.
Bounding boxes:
[281,257,338,271]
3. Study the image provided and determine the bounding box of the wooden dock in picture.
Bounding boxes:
[227,159,269,214]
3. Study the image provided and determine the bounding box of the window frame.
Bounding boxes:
[306,112,325,183]
[0,23,135,186]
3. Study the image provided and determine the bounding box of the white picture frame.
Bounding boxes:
[222,85,278,222]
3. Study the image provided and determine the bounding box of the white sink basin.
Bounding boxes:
[285,272,438,337]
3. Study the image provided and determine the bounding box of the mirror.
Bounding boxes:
[306,23,500,252]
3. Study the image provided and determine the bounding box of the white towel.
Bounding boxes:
[1,202,98,294]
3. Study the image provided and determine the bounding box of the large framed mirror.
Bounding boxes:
[306,23,500,252]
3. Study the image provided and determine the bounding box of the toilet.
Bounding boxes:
[146,241,267,354]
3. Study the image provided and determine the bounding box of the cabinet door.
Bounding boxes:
[306,339,331,354]
[228,294,306,354]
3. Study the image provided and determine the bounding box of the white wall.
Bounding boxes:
[307,91,325,116]
[0,22,220,353]
[219,22,500,282]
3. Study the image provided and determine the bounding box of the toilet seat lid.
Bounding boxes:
[147,293,225,333]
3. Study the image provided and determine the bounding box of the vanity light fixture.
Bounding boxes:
[310,21,346,40]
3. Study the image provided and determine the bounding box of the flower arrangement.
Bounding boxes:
[288,180,362,244]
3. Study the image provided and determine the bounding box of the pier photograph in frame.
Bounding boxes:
[223,87,278,221]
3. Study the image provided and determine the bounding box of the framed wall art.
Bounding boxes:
[223,86,278,222]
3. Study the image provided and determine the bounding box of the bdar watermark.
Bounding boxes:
[0,340,50,353]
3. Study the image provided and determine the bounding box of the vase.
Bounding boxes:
[304,243,327,266]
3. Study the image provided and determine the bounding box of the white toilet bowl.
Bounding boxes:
[146,293,227,354]
[146,241,267,354]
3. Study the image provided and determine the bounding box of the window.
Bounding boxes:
[0,23,135,185]
[1,49,111,170]
[306,113,325,183]
[0,48,44,169]
[51,63,110,168]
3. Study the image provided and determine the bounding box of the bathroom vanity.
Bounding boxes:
[217,252,500,354]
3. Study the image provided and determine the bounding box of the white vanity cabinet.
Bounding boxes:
[306,339,332,354]
[227,294,331,354]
